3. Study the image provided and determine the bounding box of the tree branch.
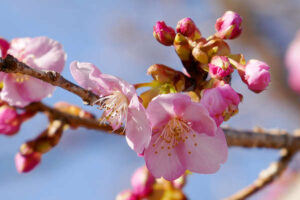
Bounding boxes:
[0,55,99,105]
[225,149,295,200]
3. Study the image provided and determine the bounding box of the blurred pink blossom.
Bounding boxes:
[0,37,66,107]
[131,166,155,197]
[15,152,41,173]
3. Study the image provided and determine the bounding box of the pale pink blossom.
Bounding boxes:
[15,152,41,173]
[153,21,176,46]
[215,11,242,40]
[0,37,66,107]
[285,31,300,93]
[0,106,22,136]
[70,61,151,154]
[131,166,155,197]
[243,59,271,93]
[209,56,234,79]
[144,93,228,180]
[200,84,241,126]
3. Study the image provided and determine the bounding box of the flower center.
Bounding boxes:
[96,91,129,128]
[12,73,30,83]
[159,118,192,147]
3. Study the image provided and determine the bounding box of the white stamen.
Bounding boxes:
[94,91,128,129]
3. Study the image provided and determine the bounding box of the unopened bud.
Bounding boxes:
[215,11,242,40]
[209,56,234,79]
[153,21,176,46]
[174,33,191,61]
[192,44,208,64]
[131,166,155,197]
[202,39,231,57]
[15,152,41,173]
[116,190,138,200]
[176,18,201,38]
[0,106,22,136]
[243,59,271,93]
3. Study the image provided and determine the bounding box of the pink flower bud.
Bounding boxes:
[0,37,10,58]
[243,59,271,93]
[153,21,176,46]
[215,11,242,40]
[176,18,200,38]
[200,84,241,126]
[131,166,155,197]
[0,106,22,136]
[209,56,234,79]
[15,152,41,173]
[116,190,138,200]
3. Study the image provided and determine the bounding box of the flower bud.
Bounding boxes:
[215,11,242,40]
[192,44,208,64]
[200,84,241,126]
[116,190,138,200]
[174,33,191,61]
[176,18,201,38]
[202,38,231,57]
[131,166,155,197]
[243,59,271,93]
[0,37,10,58]
[153,21,176,46]
[0,106,22,136]
[209,56,234,79]
[15,152,41,173]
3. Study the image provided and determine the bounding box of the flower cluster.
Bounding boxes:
[0,11,271,182]
[116,166,187,200]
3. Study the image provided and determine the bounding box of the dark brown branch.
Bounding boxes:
[225,149,295,200]
[0,55,99,105]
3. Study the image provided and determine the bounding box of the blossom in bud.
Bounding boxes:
[144,93,227,180]
[192,44,208,64]
[200,84,241,126]
[176,18,201,38]
[15,152,41,173]
[70,61,151,155]
[0,37,66,107]
[131,166,155,197]
[116,190,138,200]
[153,21,176,46]
[215,11,242,40]
[285,31,300,93]
[209,56,234,79]
[0,106,22,136]
[174,33,191,61]
[0,37,10,58]
[243,59,271,93]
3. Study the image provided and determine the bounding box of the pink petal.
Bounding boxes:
[178,128,228,174]
[1,74,54,107]
[182,102,217,136]
[144,134,185,180]
[146,94,190,129]
[8,37,66,72]
[0,37,10,58]
[70,61,103,94]
[125,95,152,154]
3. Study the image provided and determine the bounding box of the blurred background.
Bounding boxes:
[1,0,300,199]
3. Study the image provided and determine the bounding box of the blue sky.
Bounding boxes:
[0,1,300,199]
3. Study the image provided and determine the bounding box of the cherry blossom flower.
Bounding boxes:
[0,37,66,107]
[215,11,242,40]
[144,93,228,180]
[285,30,300,93]
[153,21,176,46]
[209,56,234,79]
[200,84,241,126]
[70,61,151,154]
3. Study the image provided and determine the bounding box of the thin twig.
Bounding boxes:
[225,149,295,200]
